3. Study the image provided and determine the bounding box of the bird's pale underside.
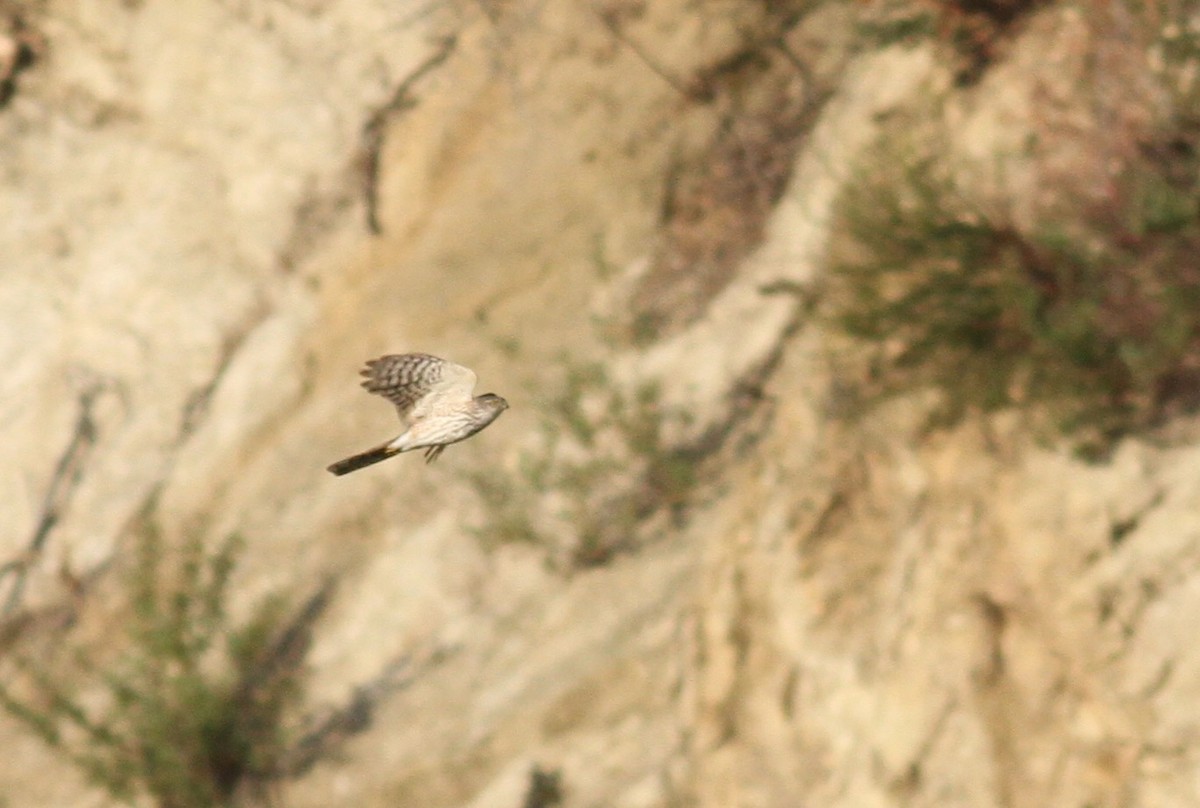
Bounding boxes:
[327,353,509,476]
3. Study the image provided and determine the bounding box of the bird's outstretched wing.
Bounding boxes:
[359,353,477,424]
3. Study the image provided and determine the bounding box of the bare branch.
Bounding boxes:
[359,35,459,235]
[1,384,103,616]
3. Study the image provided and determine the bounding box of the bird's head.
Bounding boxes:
[477,393,509,413]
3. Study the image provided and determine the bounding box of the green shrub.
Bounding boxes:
[825,101,1200,452]
[0,524,314,807]
[469,361,701,567]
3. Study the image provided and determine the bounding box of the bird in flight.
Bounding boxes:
[327,353,508,476]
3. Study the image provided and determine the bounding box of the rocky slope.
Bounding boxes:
[2,1,1199,806]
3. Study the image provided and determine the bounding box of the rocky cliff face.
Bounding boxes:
[3,1,1199,806]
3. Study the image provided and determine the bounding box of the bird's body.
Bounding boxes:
[327,353,508,476]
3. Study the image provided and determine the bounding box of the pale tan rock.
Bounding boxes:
[4,2,1200,807]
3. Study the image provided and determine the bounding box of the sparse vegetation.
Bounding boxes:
[858,0,1047,82]
[619,1,835,344]
[0,522,318,808]
[467,359,701,568]
[824,10,1200,455]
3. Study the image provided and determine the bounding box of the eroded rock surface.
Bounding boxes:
[3,2,1199,806]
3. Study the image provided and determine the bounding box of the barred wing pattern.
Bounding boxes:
[327,352,506,476]
[360,353,477,425]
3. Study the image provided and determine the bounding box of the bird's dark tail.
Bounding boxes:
[327,442,401,476]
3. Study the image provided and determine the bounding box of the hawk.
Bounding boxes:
[327,353,509,476]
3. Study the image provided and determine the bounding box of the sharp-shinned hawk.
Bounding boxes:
[327,353,509,476]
